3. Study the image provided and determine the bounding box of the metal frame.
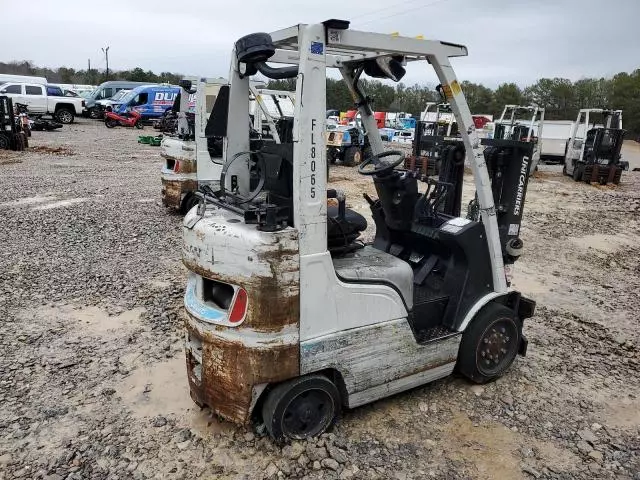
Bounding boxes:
[261,23,507,293]
[249,87,295,144]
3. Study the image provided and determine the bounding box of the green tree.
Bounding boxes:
[492,83,523,114]
[460,81,494,113]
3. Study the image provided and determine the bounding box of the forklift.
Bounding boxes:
[161,78,225,213]
[406,101,459,177]
[493,105,545,175]
[182,20,536,441]
[563,109,626,185]
[0,96,27,151]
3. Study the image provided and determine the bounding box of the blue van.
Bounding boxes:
[114,84,181,119]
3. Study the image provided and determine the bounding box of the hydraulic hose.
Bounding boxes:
[255,62,299,79]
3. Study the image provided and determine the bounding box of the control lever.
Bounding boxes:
[363,192,375,206]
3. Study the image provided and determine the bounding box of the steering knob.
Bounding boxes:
[358,150,406,176]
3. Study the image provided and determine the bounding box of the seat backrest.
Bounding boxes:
[260,142,294,199]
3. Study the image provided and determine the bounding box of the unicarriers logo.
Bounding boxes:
[513,157,529,217]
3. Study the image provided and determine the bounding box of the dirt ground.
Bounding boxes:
[0,121,638,480]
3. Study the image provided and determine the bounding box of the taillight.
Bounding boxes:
[173,160,180,173]
[229,288,248,323]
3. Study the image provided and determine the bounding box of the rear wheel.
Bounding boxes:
[342,146,362,167]
[135,121,144,130]
[105,118,118,128]
[456,303,521,384]
[180,194,199,215]
[55,108,74,124]
[262,374,341,441]
[89,108,101,119]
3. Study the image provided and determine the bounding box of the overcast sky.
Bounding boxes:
[3,0,639,87]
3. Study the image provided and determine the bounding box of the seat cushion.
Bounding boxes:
[332,246,413,309]
[327,205,367,231]
[327,205,367,248]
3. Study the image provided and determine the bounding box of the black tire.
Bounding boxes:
[342,146,362,167]
[456,303,521,384]
[180,194,199,214]
[24,126,31,137]
[89,108,101,119]
[135,121,144,130]
[105,118,118,128]
[572,164,584,182]
[55,108,74,124]
[262,374,341,441]
[0,134,10,150]
[21,132,28,149]
[235,32,276,64]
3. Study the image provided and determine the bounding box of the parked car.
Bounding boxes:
[0,82,85,124]
[84,81,150,118]
[113,85,181,120]
[391,129,415,144]
[94,89,131,117]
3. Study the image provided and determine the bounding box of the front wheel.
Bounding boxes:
[55,108,74,124]
[135,121,144,130]
[572,164,584,182]
[105,118,118,128]
[89,108,101,119]
[456,303,521,384]
[262,374,341,441]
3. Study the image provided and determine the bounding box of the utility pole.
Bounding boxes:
[102,46,110,80]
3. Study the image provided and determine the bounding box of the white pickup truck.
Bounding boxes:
[0,82,85,124]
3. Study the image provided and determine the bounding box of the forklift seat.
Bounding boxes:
[327,205,367,248]
[333,246,413,309]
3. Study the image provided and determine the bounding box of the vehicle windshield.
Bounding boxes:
[79,90,94,99]
[111,90,130,102]
[119,90,138,104]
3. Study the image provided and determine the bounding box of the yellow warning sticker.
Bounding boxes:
[441,84,453,99]
[450,80,462,96]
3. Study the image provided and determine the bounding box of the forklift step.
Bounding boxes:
[415,325,459,344]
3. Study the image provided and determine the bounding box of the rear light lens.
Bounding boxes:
[229,288,248,323]
[173,160,180,173]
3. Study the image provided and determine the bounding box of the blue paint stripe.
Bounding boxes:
[184,276,226,322]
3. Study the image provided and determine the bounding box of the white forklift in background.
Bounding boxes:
[563,109,627,185]
[161,78,226,213]
[182,20,536,441]
[492,105,545,175]
[161,80,295,213]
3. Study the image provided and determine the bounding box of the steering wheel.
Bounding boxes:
[358,150,406,176]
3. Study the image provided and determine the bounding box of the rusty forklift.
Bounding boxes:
[182,20,536,441]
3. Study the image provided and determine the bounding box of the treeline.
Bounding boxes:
[269,69,640,136]
[2,61,639,135]
[0,61,183,87]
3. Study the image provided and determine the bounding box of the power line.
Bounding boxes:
[356,0,452,27]
[350,0,426,21]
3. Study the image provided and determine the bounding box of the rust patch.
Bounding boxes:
[179,159,197,174]
[185,321,300,425]
[161,178,197,209]
[183,257,300,332]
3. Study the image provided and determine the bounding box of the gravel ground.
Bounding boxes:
[0,120,639,480]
